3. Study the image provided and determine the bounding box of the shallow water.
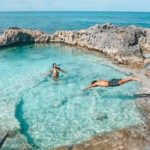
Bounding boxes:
[0,44,142,149]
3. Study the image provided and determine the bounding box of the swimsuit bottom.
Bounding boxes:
[108,79,121,87]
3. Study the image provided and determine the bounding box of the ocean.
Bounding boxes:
[0,11,150,33]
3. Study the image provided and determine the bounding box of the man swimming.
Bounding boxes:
[47,63,66,80]
[83,76,141,90]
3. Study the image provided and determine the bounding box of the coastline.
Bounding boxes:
[0,24,150,149]
[54,54,150,150]
[1,24,150,67]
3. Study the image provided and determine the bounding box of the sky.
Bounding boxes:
[0,0,150,12]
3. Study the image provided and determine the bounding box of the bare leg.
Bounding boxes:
[53,76,59,81]
[119,76,141,85]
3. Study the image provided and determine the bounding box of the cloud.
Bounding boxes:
[0,0,150,12]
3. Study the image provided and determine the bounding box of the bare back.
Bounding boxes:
[83,76,141,90]
[52,68,59,79]
[93,80,109,87]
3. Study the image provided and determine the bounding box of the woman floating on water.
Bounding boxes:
[83,76,141,90]
[47,63,66,80]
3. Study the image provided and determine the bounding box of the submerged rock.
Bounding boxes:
[1,24,150,67]
[55,127,150,150]
[145,69,150,78]
[93,112,108,121]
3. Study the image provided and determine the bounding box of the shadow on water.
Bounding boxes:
[0,133,9,148]
[134,93,150,98]
[32,76,49,88]
[0,43,35,50]
[15,97,40,149]
[101,93,150,100]
[101,94,135,100]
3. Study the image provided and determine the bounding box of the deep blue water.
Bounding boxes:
[0,11,150,33]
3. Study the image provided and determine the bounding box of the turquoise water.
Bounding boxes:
[0,44,142,149]
[0,12,150,33]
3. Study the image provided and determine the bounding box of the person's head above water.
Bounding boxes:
[53,63,57,68]
[91,80,97,84]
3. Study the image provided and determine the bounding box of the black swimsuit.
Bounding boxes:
[108,79,121,87]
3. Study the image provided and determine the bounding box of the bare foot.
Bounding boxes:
[132,76,142,82]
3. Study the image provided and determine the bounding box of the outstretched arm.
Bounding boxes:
[82,84,97,91]
[41,69,53,76]
[47,70,53,76]
[57,67,66,73]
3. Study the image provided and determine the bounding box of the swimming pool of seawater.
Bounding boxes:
[0,44,143,149]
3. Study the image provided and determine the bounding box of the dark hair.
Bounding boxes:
[53,63,56,67]
[91,80,97,84]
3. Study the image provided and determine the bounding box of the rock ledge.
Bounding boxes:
[1,24,150,67]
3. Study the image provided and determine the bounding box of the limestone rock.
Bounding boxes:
[1,24,150,67]
[55,127,150,150]
[0,28,51,47]
[145,69,150,78]
[51,24,149,66]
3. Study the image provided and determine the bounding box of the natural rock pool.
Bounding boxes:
[0,44,143,149]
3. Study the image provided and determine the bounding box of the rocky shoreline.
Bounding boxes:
[1,24,150,67]
[0,24,150,150]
